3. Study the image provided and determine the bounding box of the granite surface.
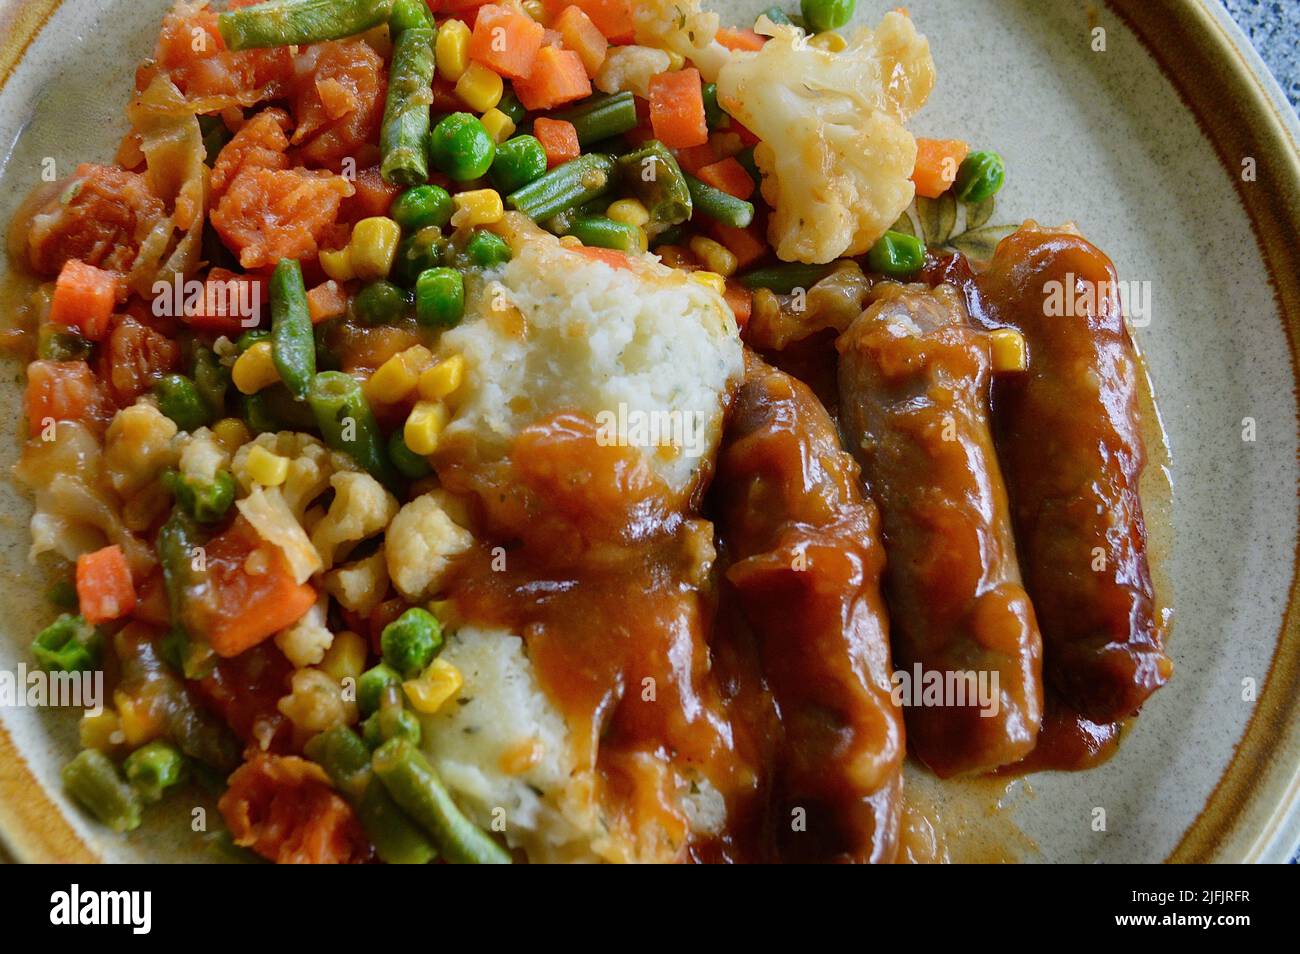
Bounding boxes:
[1222,0,1300,111]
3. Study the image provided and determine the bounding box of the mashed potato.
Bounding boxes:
[420,625,725,864]
[436,227,743,501]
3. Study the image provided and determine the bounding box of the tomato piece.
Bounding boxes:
[289,40,387,170]
[100,315,181,405]
[211,167,354,270]
[23,360,111,436]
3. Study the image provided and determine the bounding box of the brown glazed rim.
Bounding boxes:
[0,0,1297,863]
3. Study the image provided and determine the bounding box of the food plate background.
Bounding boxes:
[0,0,1297,863]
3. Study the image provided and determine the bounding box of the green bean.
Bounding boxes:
[506,153,616,223]
[388,0,432,32]
[760,5,793,25]
[218,0,395,51]
[701,83,726,129]
[192,345,230,418]
[380,26,436,187]
[156,508,217,680]
[387,429,433,479]
[684,173,755,228]
[235,328,271,352]
[305,725,437,864]
[550,92,638,146]
[124,740,188,803]
[270,259,315,400]
[308,371,397,486]
[167,469,236,524]
[38,326,91,361]
[614,141,692,228]
[569,215,642,252]
[737,262,835,293]
[31,614,101,673]
[734,146,759,183]
[116,628,240,771]
[46,578,79,612]
[496,89,526,125]
[198,115,233,166]
[377,705,423,746]
[154,374,211,432]
[372,738,512,864]
[62,749,142,833]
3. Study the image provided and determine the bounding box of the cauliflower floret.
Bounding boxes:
[596,45,672,97]
[309,471,398,569]
[385,493,475,602]
[716,15,935,263]
[103,401,179,498]
[277,667,356,736]
[232,431,355,519]
[323,547,389,617]
[236,485,323,583]
[177,427,230,481]
[631,0,729,81]
[275,591,333,667]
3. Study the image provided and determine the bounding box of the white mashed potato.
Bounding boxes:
[436,228,744,499]
[420,625,725,864]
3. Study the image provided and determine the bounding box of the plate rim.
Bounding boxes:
[0,0,1296,863]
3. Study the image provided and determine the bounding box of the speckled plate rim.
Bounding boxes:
[0,0,1298,864]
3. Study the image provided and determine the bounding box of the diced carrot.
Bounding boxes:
[438,0,490,11]
[513,46,592,110]
[554,5,608,76]
[715,27,766,51]
[307,280,349,323]
[182,268,267,334]
[708,221,768,270]
[202,517,318,658]
[342,166,402,223]
[533,117,581,167]
[24,360,109,435]
[574,245,634,270]
[674,141,720,176]
[541,0,634,43]
[49,259,117,342]
[911,138,970,199]
[723,280,753,329]
[648,68,708,149]
[469,4,546,80]
[695,156,755,200]
[76,545,137,625]
[730,120,761,147]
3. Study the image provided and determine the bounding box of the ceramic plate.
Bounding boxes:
[0,0,1297,863]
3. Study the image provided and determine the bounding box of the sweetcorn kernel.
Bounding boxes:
[450,189,504,228]
[417,354,466,401]
[435,19,471,82]
[365,345,434,404]
[455,61,504,113]
[319,246,355,282]
[689,270,727,295]
[480,107,516,144]
[232,341,280,395]
[403,400,449,455]
[403,658,463,714]
[245,444,291,486]
[989,328,1028,373]
[688,236,738,277]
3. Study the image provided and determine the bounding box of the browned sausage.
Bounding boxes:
[837,283,1044,777]
[976,226,1171,722]
[714,351,905,863]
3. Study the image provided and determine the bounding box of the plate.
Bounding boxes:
[0,0,1297,863]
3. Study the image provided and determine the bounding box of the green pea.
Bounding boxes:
[387,429,433,479]
[414,267,465,328]
[428,113,496,182]
[124,740,188,803]
[358,663,403,717]
[353,280,409,325]
[800,0,855,32]
[489,135,548,194]
[392,226,447,287]
[866,230,926,277]
[954,150,1006,203]
[463,229,512,267]
[390,184,453,231]
[31,614,101,674]
[381,607,443,678]
[154,374,213,432]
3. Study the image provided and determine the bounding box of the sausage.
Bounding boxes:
[975,226,1171,721]
[714,351,904,863]
[837,283,1044,777]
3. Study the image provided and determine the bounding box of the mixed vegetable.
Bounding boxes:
[11,0,1008,863]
